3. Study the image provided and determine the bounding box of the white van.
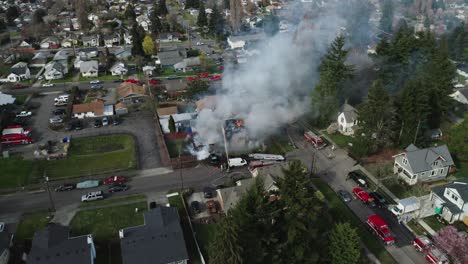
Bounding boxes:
[54,95,69,103]
[228,158,247,167]
[81,191,104,202]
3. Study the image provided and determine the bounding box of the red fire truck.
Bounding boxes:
[304,130,326,149]
[248,160,277,170]
[426,247,449,264]
[2,126,31,136]
[1,126,33,145]
[413,236,433,252]
[367,214,395,245]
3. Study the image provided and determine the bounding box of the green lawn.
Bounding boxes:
[79,194,146,208]
[260,135,295,155]
[312,178,397,264]
[454,162,468,179]
[422,216,446,232]
[168,194,202,264]
[166,138,186,158]
[381,178,430,199]
[14,94,29,105]
[407,220,427,236]
[15,210,51,241]
[0,157,35,189]
[37,134,137,180]
[193,223,219,258]
[70,201,147,241]
[323,131,353,149]
[79,74,124,82]
[49,73,76,84]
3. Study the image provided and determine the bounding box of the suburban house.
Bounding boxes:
[227,33,265,50]
[40,37,60,49]
[52,51,69,71]
[61,36,78,48]
[44,62,66,80]
[27,224,96,264]
[82,35,100,47]
[250,163,288,193]
[159,113,196,134]
[8,62,31,82]
[158,33,180,43]
[110,62,128,76]
[393,144,455,185]
[142,65,156,76]
[450,88,468,105]
[72,99,113,119]
[29,52,47,68]
[157,106,178,119]
[78,47,99,58]
[19,40,32,48]
[157,47,186,68]
[115,102,128,115]
[136,15,151,31]
[0,228,12,264]
[112,46,132,59]
[119,207,189,264]
[174,57,200,72]
[118,82,147,103]
[80,61,99,78]
[337,103,358,136]
[103,33,120,47]
[430,178,468,224]
[217,179,254,213]
[0,93,16,106]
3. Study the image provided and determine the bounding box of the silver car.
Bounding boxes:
[49,116,63,124]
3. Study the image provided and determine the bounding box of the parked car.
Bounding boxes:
[337,190,352,203]
[42,83,54,87]
[103,175,125,185]
[209,74,222,81]
[89,80,101,84]
[190,201,201,214]
[52,109,66,116]
[348,171,368,188]
[369,192,387,208]
[12,84,27,89]
[102,117,109,126]
[67,120,83,131]
[187,77,198,82]
[94,119,102,128]
[49,116,63,124]
[125,78,143,85]
[197,72,209,78]
[149,79,161,85]
[16,111,32,118]
[108,184,128,193]
[81,191,104,202]
[203,186,215,198]
[112,117,120,126]
[55,184,75,192]
[207,153,221,165]
[90,84,103,89]
[149,201,157,209]
[167,75,180,80]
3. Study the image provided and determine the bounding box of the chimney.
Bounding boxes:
[119,229,124,239]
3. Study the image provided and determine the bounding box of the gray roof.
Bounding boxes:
[120,207,188,264]
[158,49,185,66]
[217,178,254,213]
[0,93,16,105]
[79,60,98,73]
[82,35,98,42]
[403,144,454,173]
[46,62,65,73]
[11,66,27,75]
[341,103,358,122]
[458,88,468,98]
[27,224,93,264]
[53,50,69,61]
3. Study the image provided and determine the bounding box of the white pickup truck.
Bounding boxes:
[16,111,32,117]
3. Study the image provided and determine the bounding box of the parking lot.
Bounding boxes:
[186,191,220,220]
[10,92,163,169]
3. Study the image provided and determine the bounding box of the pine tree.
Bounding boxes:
[168,115,176,134]
[329,223,361,264]
[158,0,169,16]
[125,4,136,22]
[131,24,145,56]
[208,4,225,38]
[150,1,163,36]
[208,216,243,264]
[197,2,207,28]
[380,0,394,33]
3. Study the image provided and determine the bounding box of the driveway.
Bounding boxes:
[287,126,426,264]
[9,93,162,169]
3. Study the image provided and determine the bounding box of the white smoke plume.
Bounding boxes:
[194,3,349,152]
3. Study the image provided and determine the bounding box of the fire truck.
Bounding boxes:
[304,130,326,149]
[1,126,33,145]
[426,247,449,264]
[367,214,395,245]
[248,160,277,170]
[413,236,433,252]
[248,153,285,161]
[353,187,375,206]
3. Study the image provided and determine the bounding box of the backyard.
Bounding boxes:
[322,131,353,149]
[15,210,51,241]
[381,178,430,199]
[36,134,137,179]
[312,178,396,264]
[193,223,219,258]
[0,157,35,189]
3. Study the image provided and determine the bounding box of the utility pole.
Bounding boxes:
[44,172,56,213]
[178,145,184,191]
[221,124,230,172]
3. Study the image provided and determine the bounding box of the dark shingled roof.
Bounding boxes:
[120,207,188,264]
[432,179,468,215]
[27,224,94,264]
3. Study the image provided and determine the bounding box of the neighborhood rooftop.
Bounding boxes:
[398,144,455,174]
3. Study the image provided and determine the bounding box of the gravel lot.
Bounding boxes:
[12,93,163,169]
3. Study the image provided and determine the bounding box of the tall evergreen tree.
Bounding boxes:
[131,24,145,56]
[208,4,225,38]
[358,79,395,148]
[197,2,208,28]
[125,4,136,22]
[329,223,361,264]
[448,23,468,63]
[379,0,394,33]
[209,216,244,264]
[168,115,176,134]
[158,0,169,16]
[150,1,163,36]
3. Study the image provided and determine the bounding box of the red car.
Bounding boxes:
[209,74,222,81]
[125,79,143,85]
[197,72,209,78]
[149,79,161,85]
[103,175,125,185]
[187,76,199,82]
[12,84,28,89]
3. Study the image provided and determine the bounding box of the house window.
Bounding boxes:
[341,117,344,123]
[439,169,444,175]
[402,158,408,165]
[433,160,439,166]
[431,170,436,176]
[452,195,458,202]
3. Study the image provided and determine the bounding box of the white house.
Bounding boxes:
[174,57,200,72]
[103,33,120,47]
[44,62,66,80]
[158,33,180,43]
[337,103,358,136]
[80,61,99,78]
[136,15,151,31]
[19,40,32,48]
[227,37,245,50]
[7,62,30,82]
[450,88,468,105]
[430,178,468,223]
[393,144,455,186]
[72,100,104,119]
[110,62,128,76]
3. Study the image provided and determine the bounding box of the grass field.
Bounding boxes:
[323,131,353,149]
[79,194,146,208]
[14,94,28,105]
[422,216,446,232]
[193,223,219,258]
[312,178,397,264]
[407,220,427,236]
[15,210,51,241]
[381,178,430,199]
[37,134,137,179]
[0,157,35,189]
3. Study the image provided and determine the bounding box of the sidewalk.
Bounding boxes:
[417,219,436,236]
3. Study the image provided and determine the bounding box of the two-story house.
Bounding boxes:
[82,35,100,47]
[430,178,468,223]
[103,33,120,47]
[44,62,66,80]
[80,61,99,78]
[337,103,358,136]
[393,144,455,185]
[110,62,128,76]
[8,62,31,82]
[136,15,151,32]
